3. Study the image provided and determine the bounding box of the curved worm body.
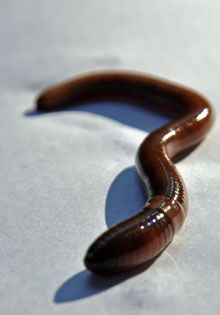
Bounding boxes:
[36,72,214,275]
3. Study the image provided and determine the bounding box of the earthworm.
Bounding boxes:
[36,72,214,275]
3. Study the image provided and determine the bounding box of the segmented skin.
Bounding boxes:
[36,72,214,275]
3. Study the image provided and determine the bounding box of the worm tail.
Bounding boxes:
[84,206,173,275]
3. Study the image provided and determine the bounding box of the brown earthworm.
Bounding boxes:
[36,72,214,275]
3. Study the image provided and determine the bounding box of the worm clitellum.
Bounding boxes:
[36,72,214,275]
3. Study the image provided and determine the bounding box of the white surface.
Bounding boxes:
[0,1,220,314]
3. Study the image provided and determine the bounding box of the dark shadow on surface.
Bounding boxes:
[54,255,159,303]
[25,100,171,133]
[105,166,147,227]
[54,269,129,303]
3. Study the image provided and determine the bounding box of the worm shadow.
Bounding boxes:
[25,100,171,133]
[105,166,147,227]
[54,255,160,303]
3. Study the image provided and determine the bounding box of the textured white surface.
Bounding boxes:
[0,1,220,314]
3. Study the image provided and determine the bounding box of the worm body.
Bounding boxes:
[36,72,214,275]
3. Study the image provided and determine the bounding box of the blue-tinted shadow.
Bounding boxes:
[54,255,160,303]
[25,100,170,133]
[54,270,134,302]
[105,166,147,227]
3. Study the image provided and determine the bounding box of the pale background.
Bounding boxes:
[0,1,220,314]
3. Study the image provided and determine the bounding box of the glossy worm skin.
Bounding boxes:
[36,72,214,275]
